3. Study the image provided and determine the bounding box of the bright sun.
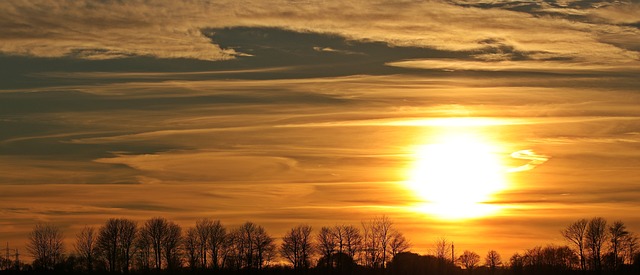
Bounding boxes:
[407,132,507,219]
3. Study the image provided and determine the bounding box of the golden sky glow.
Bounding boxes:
[1,0,639,261]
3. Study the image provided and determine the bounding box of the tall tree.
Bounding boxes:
[608,221,629,270]
[623,232,638,265]
[433,237,452,262]
[208,220,227,270]
[184,227,200,270]
[361,216,395,268]
[162,221,182,271]
[230,222,274,269]
[586,217,607,272]
[74,226,97,272]
[342,225,362,260]
[26,223,65,270]
[97,218,138,273]
[140,217,169,270]
[195,218,212,268]
[280,224,313,269]
[317,226,337,268]
[485,250,502,273]
[389,230,410,257]
[252,225,275,269]
[119,219,138,274]
[458,250,480,270]
[561,218,588,270]
[134,230,153,271]
[374,215,393,268]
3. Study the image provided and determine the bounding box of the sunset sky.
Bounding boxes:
[1,0,639,260]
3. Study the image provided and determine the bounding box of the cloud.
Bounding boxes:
[0,0,638,67]
[387,58,640,73]
[507,150,550,172]
[587,2,640,25]
[312,46,364,55]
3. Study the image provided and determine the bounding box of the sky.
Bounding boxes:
[1,0,640,260]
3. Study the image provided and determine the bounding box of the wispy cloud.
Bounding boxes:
[508,150,550,172]
[387,59,640,73]
[1,0,638,66]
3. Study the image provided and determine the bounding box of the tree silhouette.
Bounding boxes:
[74,226,97,272]
[184,227,200,270]
[485,250,501,273]
[26,223,64,270]
[208,219,226,270]
[458,250,480,271]
[97,218,138,273]
[252,224,275,269]
[280,224,313,269]
[361,215,395,268]
[561,218,588,271]
[15,215,640,275]
[140,217,169,270]
[317,226,337,268]
[623,232,638,265]
[609,220,629,270]
[162,221,182,271]
[227,222,274,269]
[342,225,363,261]
[134,228,152,271]
[375,215,393,268]
[587,217,607,272]
[433,237,452,262]
[389,230,410,258]
[195,218,213,268]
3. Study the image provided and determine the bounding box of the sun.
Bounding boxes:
[407,132,507,219]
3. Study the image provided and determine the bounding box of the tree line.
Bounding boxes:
[1,216,639,275]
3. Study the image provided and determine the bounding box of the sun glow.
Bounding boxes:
[407,131,507,219]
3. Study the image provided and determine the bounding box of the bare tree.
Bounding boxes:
[332,225,346,255]
[162,221,182,271]
[97,218,138,273]
[280,224,313,269]
[317,226,337,268]
[360,216,395,268]
[389,230,410,257]
[374,215,393,268]
[519,244,577,270]
[608,220,629,270]
[98,219,119,273]
[75,226,97,272]
[134,230,153,271]
[485,250,502,272]
[26,223,65,270]
[229,222,274,269]
[343,225,362,261]
[119,219,138,274]
[252,225,275,269]
[623,233,638,265]
[140,217,169,270]
[586,217,607,272]
[458,250,480,270]
[561,218,588,270]
[208,220,226,270]
[184,227,200,270]
[433,237,452,262]
[195,218,212,268]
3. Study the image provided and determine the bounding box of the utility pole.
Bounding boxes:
[451,242,455,265]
